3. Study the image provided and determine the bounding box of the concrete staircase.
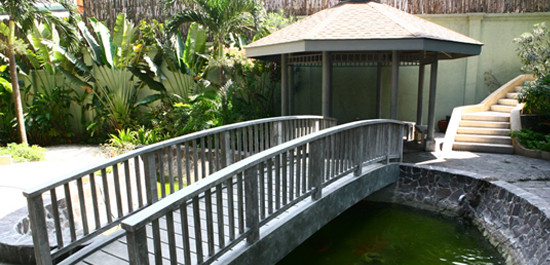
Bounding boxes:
[452,86,521,153]
[443,74,533,154]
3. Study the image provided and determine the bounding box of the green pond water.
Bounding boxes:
[277,201,504,265]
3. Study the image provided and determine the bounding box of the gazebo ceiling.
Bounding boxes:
[245,0,483,61]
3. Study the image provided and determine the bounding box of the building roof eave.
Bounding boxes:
[245,38,482,61]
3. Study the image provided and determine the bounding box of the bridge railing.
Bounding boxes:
[23,116,336,265]
[121,119,404,265]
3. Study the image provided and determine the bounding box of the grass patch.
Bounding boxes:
[0,143,46,163]
[157,181,185,198]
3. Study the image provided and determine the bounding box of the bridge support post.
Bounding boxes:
[386,126,391,164]
[144,153,159,204]
[26,195,53,265]
[310,139,324,200]
[126,226,149,265]
[245,165,260,243]
[354,128,364,176]
[222,131,231,167]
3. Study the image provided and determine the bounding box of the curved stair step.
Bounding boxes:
[462,111,510,122]
[459,120,510,129]
[457,127,510,136]
[452,142,514,154]
[498,98,519,106]
[490,104,515,113]
[455,134,512,145]
[515,86,523,92]
[506,92,519,99]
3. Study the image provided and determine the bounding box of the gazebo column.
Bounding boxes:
[426,53,439,151]
[390,50,400,120]
[375,62,382,119]
[415,61,425,142]
[281,54,288,116]
[289,65,295,115]
[322,51,332,117]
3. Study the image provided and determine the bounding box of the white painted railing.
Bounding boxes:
[121,119,404,265]
[23,116,336,265]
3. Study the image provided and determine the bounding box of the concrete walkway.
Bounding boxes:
[402,142,550,201]
[0,146,107,219]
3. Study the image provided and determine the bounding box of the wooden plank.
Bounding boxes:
[64,183,77,242]
[179,204,192,265]
[166,212,178,265]
[124,161,134,212]
[77,178,89,235]
[50,189,64,249]
[89,173,101,230]
[101,169,113,223]
[112,164,124,217]
[205,189,214,256]
[159,150,166,198]
[134,157,144,208]
[167,147,175,194]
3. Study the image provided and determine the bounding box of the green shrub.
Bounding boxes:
[0,143,46,163]
[510,128,550,152]
[519,76,550,120]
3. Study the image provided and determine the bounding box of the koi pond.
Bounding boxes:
[277,201,504,265]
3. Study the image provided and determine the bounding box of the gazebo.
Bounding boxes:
[244,0,483,151]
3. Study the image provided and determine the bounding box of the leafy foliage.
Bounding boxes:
[511,128,550,152]
[25,86,76,145]
[519,76,550,123]
[514,23,550,78]
[0,143,46,162]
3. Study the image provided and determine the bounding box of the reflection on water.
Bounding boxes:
[277,201,504,265]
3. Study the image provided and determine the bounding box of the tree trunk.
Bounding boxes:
[8,20,28,144]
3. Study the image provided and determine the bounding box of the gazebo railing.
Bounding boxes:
[121,119,404,265]
[23,116,336,265]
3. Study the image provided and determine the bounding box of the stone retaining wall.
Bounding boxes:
[369,164,550,265]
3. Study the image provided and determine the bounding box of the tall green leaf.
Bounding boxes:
[90,18,114,68]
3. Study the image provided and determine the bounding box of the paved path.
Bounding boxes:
[402,144,550,201]
[0,146,107,219]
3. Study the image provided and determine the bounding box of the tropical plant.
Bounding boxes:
[0,0,79,144]
[519,76,550,122]
[253,9,295,41]
[25,86,75,145]
[514,23,550,78]
[144,22,210,104]
[54,14,161,131]
[167,0,260,85]
[0,143,46,162]
[0,65,17,145]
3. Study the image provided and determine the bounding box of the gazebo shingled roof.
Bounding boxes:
[244,0,483,152]
[246,0,483,60]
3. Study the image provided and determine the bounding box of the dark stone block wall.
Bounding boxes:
[369,164,550,265]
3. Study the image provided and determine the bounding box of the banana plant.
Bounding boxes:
[51,13,160,130]
[131,22,210,105]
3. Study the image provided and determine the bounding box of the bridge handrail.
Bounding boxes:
[23,115,336,265]
[121,119,404,265]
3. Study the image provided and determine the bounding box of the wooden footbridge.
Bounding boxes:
[24,116,404,265]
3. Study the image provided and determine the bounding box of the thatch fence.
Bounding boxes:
[82,0,550,31]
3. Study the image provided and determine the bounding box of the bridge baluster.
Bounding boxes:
[310,139,325,200]
[245,165,260,243]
